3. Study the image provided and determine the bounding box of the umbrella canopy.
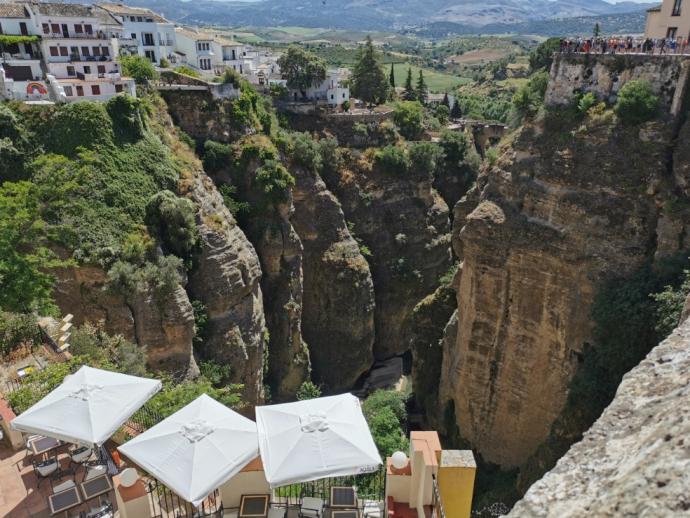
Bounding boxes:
[118,394,259,507]
[11,365,161,446]
[256,393,382,488]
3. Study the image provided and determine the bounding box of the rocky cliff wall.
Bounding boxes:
[507,313,690,517]
[439,106,690,467]
[546,54,690,116]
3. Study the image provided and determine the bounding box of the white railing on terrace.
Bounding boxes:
[43,31,111,40]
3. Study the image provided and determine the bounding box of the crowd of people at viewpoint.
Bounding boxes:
[560,36,690,55]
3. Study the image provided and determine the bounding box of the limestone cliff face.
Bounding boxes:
[54,261,199,377]
[507,316,690,517]
[291,165,376,392]
[322,152,452,359]
[184,168,268,404]
[439,109,688,467]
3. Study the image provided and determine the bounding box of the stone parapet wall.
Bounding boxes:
[545,53,690,116]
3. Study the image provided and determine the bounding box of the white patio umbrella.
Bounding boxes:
[11,365,161,446]
[118,394,259,507]
[256,393,382,488]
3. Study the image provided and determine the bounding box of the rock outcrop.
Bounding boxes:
[291,165,376,392]
[439,109,685,467]
[184,167,268,404]
[507,316,690,517]
[322,152,452,359]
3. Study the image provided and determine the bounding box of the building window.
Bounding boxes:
[51,23,60,34]
[49,47,59,57]
[137,16,143,22]
[131,32,136,39]
[67,66,75,76]
[93,47,101,56]
[91,85,101,95]
[64,86,73,96]
[143,33,155,46]
[84,66,91,74]
[102,47,110,57]
[115,83,123,93]
[672,0,683,15]
[668,27,678,38]
[84,24,93,34]
[42,23,49,34]
[76,85,84,96]
[0,22,3,35]
[145,50,155,61]
[70,46,78,56]
[74,24,83,34]
[59,47,68,57]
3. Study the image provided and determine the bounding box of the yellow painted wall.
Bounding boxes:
[436,451,476,518]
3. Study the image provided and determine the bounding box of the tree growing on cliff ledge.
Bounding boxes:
[119,55,157,84]
[614,80,658,125]
[351,36,389,107]
[277,46,327,99]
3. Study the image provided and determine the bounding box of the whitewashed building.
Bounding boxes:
[95,3,175,65]
[174,27,215,76]
[288,68,350,107]
[0,3,46,101]
[24,2,135,102]
[211,36,246,76]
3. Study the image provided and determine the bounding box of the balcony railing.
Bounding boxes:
[43,31,112,40]
[75,71,121,81]
[431,475,446,518]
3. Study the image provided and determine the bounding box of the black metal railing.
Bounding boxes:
[147,478,222,517]
[431,475,446,518]
[274,466,386,506]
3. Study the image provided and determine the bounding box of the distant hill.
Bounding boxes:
[411,10,648,37]
[92,0,655,32]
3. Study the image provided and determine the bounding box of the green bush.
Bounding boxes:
[296,381,322,400]
[393,101,425,140]
[529,37,560,72]
[288,132,323,171]
[362,390,409,457]
[511,70,549,120]
[374,145,410,174]
[439,129,470,168]
[220,68,242,86]
[577,92,598,114]
[173,65,201,79]
[0,104,32,182]
[614,80,658,125]
[70,323,147,376]
[120,55,157,84]
[106,95,145,142]
[408,141,443,174]
[219,183,250,217]
[159,57,170,68]
[46,102,114,156]
[107,255,183,301]
[255,160,295,203]
[202,140,233,173]
[651,269,690,338]
[0,312,41,357]
[145,190,199,260]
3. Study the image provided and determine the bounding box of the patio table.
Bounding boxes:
[80,474,113,501]
[49,486,82,515]
[30,436,61,456]
[330,487,357,508]
[332,511,359,518]
[239,494,270,518]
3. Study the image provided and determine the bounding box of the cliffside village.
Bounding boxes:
[0,1,351,105]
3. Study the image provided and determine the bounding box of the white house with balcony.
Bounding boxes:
[0,2,47,101]
[287,68,350,107]
[95,3,175,65]
[24,2,135,102]
[211,36,246,76]
[174,27,215,76]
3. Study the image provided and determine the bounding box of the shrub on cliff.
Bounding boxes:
[0,311,42,358]
[46,102,114,156]
[255,160,295,203]
[408,141,443,174]
[651,269,690,338]
[203,140,233,173]
[0,104,32,182]
[145,190,199,260]
[120,55,157,84]
[363,389,409,457]
[614,80,658,125]
[374,145,410,174]
[529,37,560,72]
[106,95,145,143]
[393,101,425,140]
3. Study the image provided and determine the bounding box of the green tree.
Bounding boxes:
[594,22,601,38]
[651,269,690,338]
[403,67,416,101]
[374,145,410,174]
[0,181,71,314]
[145,190,199,260]
[450,99,462,119]
[529,37,561,72]
[442,92,450,108]
[439,130,470,168]
[415,70,428,104]
[393,101,425,140]
[389,62,396,88]
[614,80,658,125]
[296,381,322,400]
[351,36,389,107]
[120,54,157,84]
[362,390,409,457]
[277,46,327,98]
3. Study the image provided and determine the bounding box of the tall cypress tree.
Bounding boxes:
[403,67,416,101]
[389,62,396,88]
[442,92,450,107]
[450,99,462,119]
[416,70,428,104]
[351,35,389,107]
